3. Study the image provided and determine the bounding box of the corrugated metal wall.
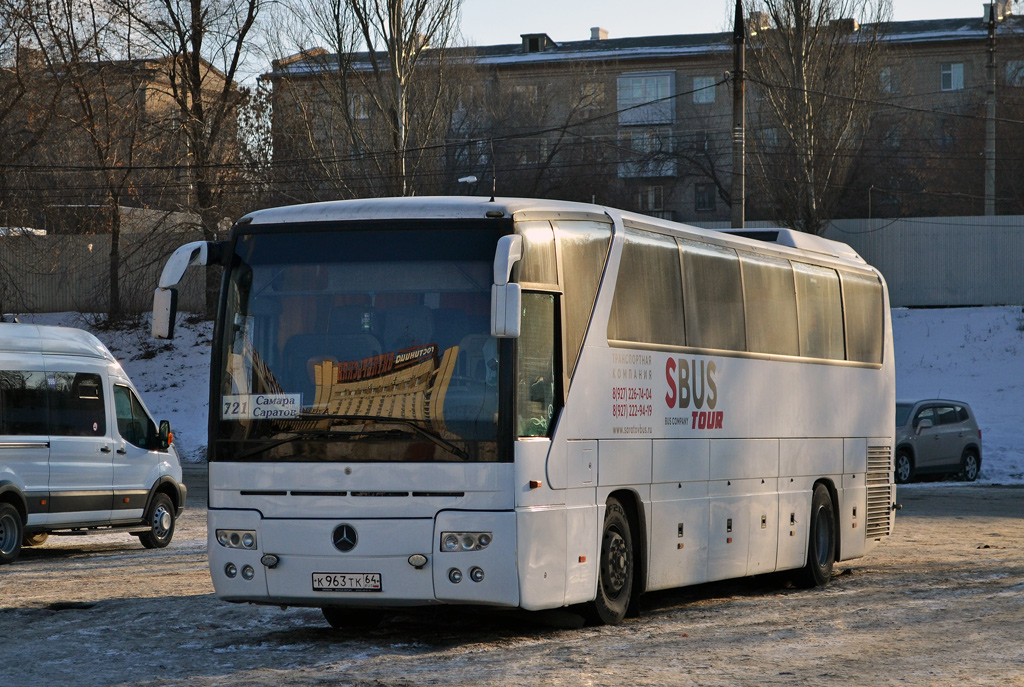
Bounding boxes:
[696,216,1024,307]
[0,232,206,315]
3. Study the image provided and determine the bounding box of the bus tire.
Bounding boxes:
[0,502,24,565]
[322,606,385,629]
[591,497,634,625]
[796,484,835,589]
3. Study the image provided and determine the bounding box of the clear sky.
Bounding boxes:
[459,0,998,45]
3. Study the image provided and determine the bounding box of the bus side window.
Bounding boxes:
[517,293,557,438]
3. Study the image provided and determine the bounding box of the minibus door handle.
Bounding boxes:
[100,446,111,454]
[116,447,127,455]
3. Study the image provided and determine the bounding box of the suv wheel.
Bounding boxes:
[895,450,914,484]
[960,450,980,482]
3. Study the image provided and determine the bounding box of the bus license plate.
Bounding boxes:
[312,572,382,592]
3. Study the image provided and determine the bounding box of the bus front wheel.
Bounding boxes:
[591,497,634,625]
[796,484,835,589]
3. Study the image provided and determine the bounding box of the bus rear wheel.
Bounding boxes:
[796,484,836,589]
[591,497,634,625]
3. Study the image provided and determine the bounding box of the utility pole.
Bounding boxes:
[731,0,746,229]
[985,2,997,216]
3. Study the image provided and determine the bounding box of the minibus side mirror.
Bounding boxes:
[159,420,173,450]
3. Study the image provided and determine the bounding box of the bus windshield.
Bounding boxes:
[214,223,506,463]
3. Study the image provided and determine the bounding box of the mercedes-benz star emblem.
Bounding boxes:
[332,524,358,552]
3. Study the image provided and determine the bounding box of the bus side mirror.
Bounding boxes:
[491,283,521,338]
[491,234,523,338]
[152,288,178,339]
[159,420,173,450]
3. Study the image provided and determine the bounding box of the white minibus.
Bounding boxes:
[0,324,186,564]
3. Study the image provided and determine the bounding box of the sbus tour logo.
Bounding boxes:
[664,357,724,430]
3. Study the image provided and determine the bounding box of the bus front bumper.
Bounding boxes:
[207,509,520,608]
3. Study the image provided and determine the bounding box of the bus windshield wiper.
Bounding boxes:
[297,413,470,461]
[232,429,345,461]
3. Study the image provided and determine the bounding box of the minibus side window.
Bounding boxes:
[0,370,49,435]
[49,372,106,436]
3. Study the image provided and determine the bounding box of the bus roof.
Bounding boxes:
[0,323,116,361]
[237,196,866,266]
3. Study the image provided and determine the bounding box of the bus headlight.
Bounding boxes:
[217,529,258,549]
[440,531,492,552]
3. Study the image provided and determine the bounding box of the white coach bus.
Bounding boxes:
[153,197,895,626]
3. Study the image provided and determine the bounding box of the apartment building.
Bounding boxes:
[268,3,1024,222]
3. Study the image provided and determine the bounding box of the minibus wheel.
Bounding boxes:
[0,502,24,565]
[591,497,634,624]
[138,493,176,549]
[797,484,835,588]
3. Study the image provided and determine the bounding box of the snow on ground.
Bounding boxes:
[15,306,1024,481]
[892,305,1024,484]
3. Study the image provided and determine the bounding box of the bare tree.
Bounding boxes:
[27,0,170,317]
[111,0,261,312]
[0,0,61,229]
[745,0,891,234]
[277,0,464,199]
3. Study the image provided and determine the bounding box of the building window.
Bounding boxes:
[695,183,716,212]
[618,126,676,177]
[693,75,716,104]
[758,127,780,151]
[349,93,368,120]
[883,125,901,150]
[940,63,964,91]
[1007,60,1024,86]
[617,73,675,125]
[880,67,900,94]
[693,130,711,153]
[636,185,664,213]
[513,84,539,105]
[579,82,606,108]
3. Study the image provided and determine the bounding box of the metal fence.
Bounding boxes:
[0,231,206,315]
[696,215,1024,307]
[3,213,1021,314]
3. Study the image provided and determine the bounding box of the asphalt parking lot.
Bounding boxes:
[2,468,1022,686]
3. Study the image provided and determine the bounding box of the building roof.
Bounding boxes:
[270,15,1024,78]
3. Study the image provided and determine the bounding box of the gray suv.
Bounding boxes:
[894,399,982,484]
